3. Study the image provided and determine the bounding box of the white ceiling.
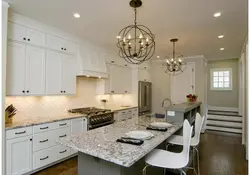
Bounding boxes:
[7,0,248,60]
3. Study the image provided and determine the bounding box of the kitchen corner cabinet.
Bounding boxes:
[8,22,46,47]
[6,42,46,96]
[138,68,151,82]
[96,64,132,94]
[46,51,76,95]
[6,135,33,175]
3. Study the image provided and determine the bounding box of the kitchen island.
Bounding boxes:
[58,115,181,175]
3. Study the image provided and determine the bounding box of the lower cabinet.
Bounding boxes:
[115,108,138,122]
[6,135,33,175]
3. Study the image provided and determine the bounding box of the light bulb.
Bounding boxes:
[171,58,174,62]
[128,42,131,45]
[116,36,121,39]
[128,34,131,39]
[141,42,144,45]
[146,37,149,42]
[123,37,126,42]
[166,60,170,64]
[178,59,182,62]
[139,34,143,39]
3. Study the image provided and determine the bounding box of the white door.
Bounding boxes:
[26,28,46,47]
[109,65,123,93]
[71,118,87,154]
[62,55,76,94]
[171,62,195,104]
[7,22,26,43]
[46,51,63,95]
[25,46,46,95]
[6,42,26,95]
[6,136,33,175]
[122,66,132,93]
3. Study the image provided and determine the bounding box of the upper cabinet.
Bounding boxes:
[6,42,46,96]
[46,51,76,95]
[8,22,46,47]
[46,34,76,55]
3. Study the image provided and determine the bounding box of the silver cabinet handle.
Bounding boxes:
[40,156,49,160]
[59,134,67,138]
[15,131,26,135]
[40,126,49,130]
[59,123,67,126]
[59,150,67,154]
[39,139,48,143]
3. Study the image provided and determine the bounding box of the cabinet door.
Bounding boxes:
[109,65,123,94]
[6,42,26,95]
[46,51,63,94]
[6,136,32,175]
[26,28,46,47]
[8,22,26,43]
[46,34,64,52]
[122,67,132,93]
[63,40,76,55]
[71,118,87,154]
[139,69,151,82]
[25,46,46,95]
[62,55,76,94]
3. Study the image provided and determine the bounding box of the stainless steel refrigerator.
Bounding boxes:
[138,81,152,116]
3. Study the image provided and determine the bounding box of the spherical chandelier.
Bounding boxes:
[116,0,155,65]
[162,38,186,76]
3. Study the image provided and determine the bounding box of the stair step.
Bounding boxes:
[206,120,242,128]
[206,126,242,134]
[208,115,242,122]
[207,111,241,116]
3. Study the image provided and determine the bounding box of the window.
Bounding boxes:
[210,68,232,90]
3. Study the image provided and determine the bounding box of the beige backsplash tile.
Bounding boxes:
[5,77,135,121]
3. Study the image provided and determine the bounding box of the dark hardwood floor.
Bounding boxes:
[34,132,248,175]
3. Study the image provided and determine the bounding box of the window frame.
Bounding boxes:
[210,68,233,91]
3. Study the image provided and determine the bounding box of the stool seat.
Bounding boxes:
[168,134,199,146]
[145,149,189,169]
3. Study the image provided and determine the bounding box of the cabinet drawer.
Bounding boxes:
[57,120,71,128]
[55,127,70,141]
[33,122,58,134]
[33,130,57,152]
[33,146,54,170]
[54,145,71,161]
[6,126,32,140]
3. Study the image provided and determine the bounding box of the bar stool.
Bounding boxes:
[166,113,205,175]
[143,120,194,175]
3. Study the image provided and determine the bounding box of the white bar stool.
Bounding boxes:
[143,120,194,175]
[166,113,205,175]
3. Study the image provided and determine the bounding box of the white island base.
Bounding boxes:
[78,149,163,175]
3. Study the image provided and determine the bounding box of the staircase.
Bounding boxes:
[205,109,242,134]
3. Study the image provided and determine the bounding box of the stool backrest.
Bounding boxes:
[181,119,193,166]
[193,113,205,145]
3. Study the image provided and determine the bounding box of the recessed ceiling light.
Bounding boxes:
[156,56,160,58]
[218,35,224,39]
[214,12,221,17]
[73,13,80,18]
[220,48,225,51]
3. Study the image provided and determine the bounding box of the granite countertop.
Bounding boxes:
[58,116,181,167]
[5,112,86,130]
[110,106,138,112]
[167,101,202,112]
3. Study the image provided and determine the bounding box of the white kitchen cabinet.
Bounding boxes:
[114,108,139,122]
[25,45,46,95]
[121,66,132,93]
[6,42,26,95]
[6,135,33,175]
[139,69,151,82]
[8,22,46,47]
[109,64,124,94]
[46,34,76,55]
[46,51,76,95]
[71,117,87,154]
[6,42,46,96]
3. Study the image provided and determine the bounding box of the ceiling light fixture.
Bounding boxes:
[161,38,186,76]
[220,48,225,51]
[214,12,221,17]
[73,13,80,18]
[218,35,224,38]
[116,0,155,65]
[156,56,160,59]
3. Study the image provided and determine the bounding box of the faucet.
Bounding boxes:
[161,98,172,107]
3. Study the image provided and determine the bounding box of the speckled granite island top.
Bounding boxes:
[5,112,86,130]
[58,116,181,167]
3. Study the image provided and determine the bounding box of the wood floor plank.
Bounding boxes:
[34,132,248,175]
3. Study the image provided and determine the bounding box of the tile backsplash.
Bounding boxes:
[5,77,135,121]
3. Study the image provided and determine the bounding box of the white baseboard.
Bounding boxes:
[208,106,238,112]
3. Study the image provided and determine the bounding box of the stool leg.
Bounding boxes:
[179,169,186,175]
[166,143,171,150]
[142,164,150,175]
[192,147,196,175]
[194,147,200,175]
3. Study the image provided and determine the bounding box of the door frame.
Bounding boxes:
[170,62,195,104]
[239,53,245,145]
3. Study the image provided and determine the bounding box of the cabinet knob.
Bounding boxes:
[61,47,63,50]
[64,91,66,93]
[23,37,26,41]
[26,90,29,93]
[61,91,63,93]
[111,61,114,63]
[22,90,25,93]
[125,91,127,93]
[27,38,30,41]
[64,48,66,51]
[30,138,32,141]
[111,91,114,93]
